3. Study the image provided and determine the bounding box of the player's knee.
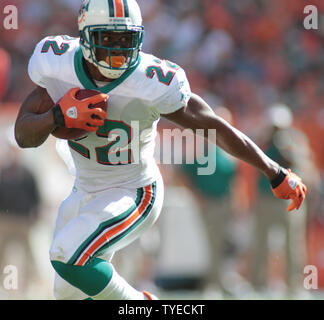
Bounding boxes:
[49,225,83,264]
[49,240,70,264]
[51,258,113,297]
[50,260,96,296]
[51,260,73,280]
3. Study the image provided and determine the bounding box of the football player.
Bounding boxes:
[14,0,307,300]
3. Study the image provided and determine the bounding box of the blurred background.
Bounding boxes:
[0,0,324,299]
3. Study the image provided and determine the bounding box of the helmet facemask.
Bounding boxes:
[80,24,144,79]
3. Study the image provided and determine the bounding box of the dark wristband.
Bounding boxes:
[270,167,288,189]
[52,104,65,127]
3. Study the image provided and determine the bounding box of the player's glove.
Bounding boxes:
[52,87,108,132]
[271,167,307,212]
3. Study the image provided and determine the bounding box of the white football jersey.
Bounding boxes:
[28,35,191,192]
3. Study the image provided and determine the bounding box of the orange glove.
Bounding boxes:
[271,168,307,212]
[52,87,108,132]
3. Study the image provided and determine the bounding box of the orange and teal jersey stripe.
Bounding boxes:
[108,0,129,18]
[68,182,156,266]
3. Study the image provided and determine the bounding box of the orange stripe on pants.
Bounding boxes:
[76,185,152,266]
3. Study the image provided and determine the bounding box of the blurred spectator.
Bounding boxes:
[0,127,41,297]
[179,107,239,296]
[248,103,321,297]
[153,165,211,293]
[0,48,11,101]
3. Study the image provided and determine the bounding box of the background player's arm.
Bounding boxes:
[15,86,55,148]
[163,93,280,181]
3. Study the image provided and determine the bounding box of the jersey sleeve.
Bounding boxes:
[153,66,192,115]
[28,37,50,88]
[28,35,77,88]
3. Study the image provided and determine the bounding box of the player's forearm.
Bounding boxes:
[164,94,281,181]
[215,124,280,180]
[15,110,56,148]
[191,94,281,180]
[219,124,307,211]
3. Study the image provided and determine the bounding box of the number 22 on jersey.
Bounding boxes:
[68,119,133,165]
[41,36,75,55]
[145,58,180,86]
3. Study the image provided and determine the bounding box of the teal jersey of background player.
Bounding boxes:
[181,146,237,199]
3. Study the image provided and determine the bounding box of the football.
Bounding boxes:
[51,89,107,140]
